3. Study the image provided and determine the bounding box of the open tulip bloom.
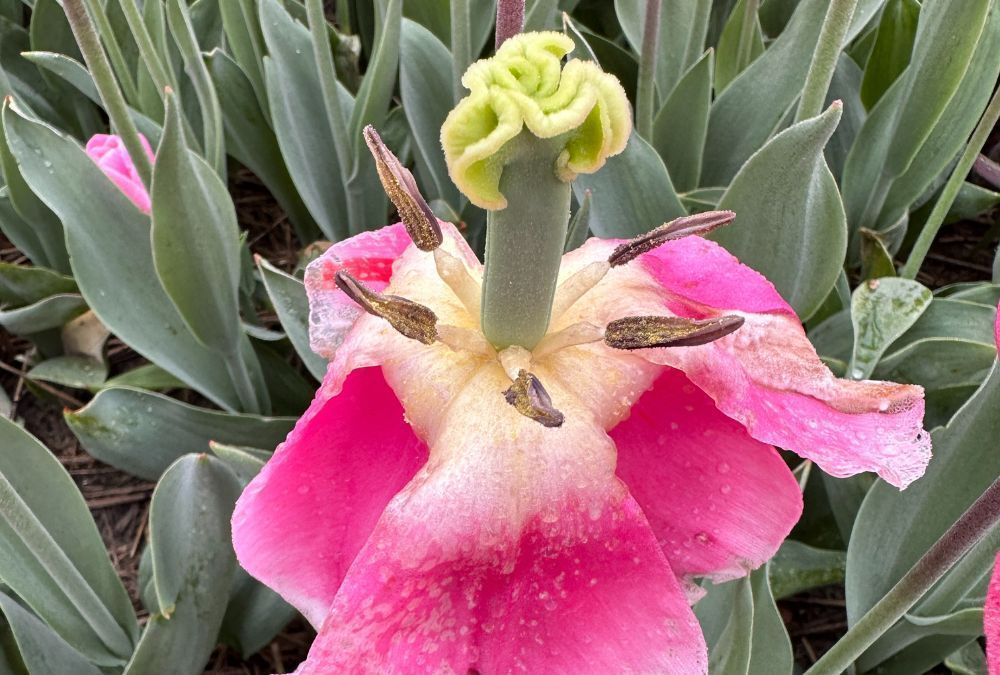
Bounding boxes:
[232,33,931,673]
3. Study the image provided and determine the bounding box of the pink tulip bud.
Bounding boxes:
[85,134,154,214]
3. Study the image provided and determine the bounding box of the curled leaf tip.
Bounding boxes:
[363,125,442,251]
[609,211,736,267]
[441,31,631,210]
[334,270,438,345]
[605,315,744,350]
[503,369,565,428]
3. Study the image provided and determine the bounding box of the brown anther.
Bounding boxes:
[335,270,438,344]
[605,315,744,350]
[608,210,736,267]
[363,125,443,251]
[503,370,565,428]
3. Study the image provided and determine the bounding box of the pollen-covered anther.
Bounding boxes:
[608,210,736,267]
[334,270,438,345]
[605,315,745,350]
[363,125,443,251]
[503,369,565,428]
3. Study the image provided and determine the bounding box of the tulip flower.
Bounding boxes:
[233,33,930,673]
[85,133,154,213]
[986,555,1000,673]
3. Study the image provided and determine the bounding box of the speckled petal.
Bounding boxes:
[554,235,931,489]
[611,368,802,588]
[231,366,427,627]
[85,133,154,213]
[296,488,706,675]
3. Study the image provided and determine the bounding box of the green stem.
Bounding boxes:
[481,135,571,350]
[119,0,175,94]
[635,0,661,140]
[80,0,140,105]
[451,0,471,103]
[901,86,1000,279]
[64,0,152,188]
[735,0,760,72]
[795,0,858,122]
[805,473,1000,675]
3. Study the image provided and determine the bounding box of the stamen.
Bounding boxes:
[504,370,565,428]
[363,125,443,251]
[434,248,482,317]
[605,315,744,350]
[549,261,611,320]
[608,210,736,267]
[533,321,605,359]
[335,270,438,344]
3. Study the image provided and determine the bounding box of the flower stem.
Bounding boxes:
[496,0,525,48]
[805,473,1000,675]
[481,135,570,350]
[900,85,1000,280]
[451,0,471,103]
[64,0,152,188]
[795,0,858,123]
[635,0,661,140]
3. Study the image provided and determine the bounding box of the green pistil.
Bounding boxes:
[441,31,631,349]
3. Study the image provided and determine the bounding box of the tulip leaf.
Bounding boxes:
[0,417,137,666]
[701,0,883,186]
[0,125,68,273]
[564,190,592,253]
[847,350,1000,670]
[1,102,244,410]
[573,133,686,239]
[220,569,297,658]
[102,363,186,391]
[151,91,242,356]
[257,258,327,381]
[849,277,932,380]
[123,455,240,675]
[653,50,713,193]
[399,19,460,208]
[0,263,76,306]
[945,641,988,675]
[697,565,793,675]
[841,0,993,233]
[615,0,710,99]
[859,0,919,110]
[206,49,319,242]
[219,0,267,113]
[0,593,103,675]
[875,6,1000,230]
[768,540,847,600]
[714,103,847,319]
[28,355,107,390]
[859,228,896,281]
[66,386,294,481]
[714,0,764,95]
[824,55,865,183]
[260,0,349,241]
[209,441,268,486]
[0,293,86,336]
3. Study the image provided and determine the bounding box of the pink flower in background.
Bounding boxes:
[232,218,931,673]
[85,133,154,214]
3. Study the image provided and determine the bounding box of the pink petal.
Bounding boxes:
[988,553,1000,674]
[296,491,706,674]
[231,366,427,627]
[634,237,930,489]
[611,368,802,587]
[85,133,154,214]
